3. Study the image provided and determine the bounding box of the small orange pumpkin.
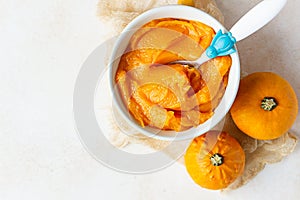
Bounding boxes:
[178,0,194,6]
[230,72,298,140]
[184,131,245,190]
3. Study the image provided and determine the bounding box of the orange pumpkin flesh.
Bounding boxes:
[230,72,298,140]
[116,18,232,131]
[184,131,245,190]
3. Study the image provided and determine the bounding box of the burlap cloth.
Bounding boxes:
[97,0,297,190]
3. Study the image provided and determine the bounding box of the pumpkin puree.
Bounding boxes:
[115,18,232,131]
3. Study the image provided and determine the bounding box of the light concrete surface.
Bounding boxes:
[0,0,299,199]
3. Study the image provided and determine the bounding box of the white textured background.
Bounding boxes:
[0,0,299,199]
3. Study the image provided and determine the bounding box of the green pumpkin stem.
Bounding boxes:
[210,153,224,166]
[261,97,277,111]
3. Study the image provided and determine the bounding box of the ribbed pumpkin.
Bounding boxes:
[178,0,194,6]
[184,131,245,190]
[230,72,298,140]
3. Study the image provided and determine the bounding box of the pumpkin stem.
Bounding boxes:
[261,97,277,111]
[210,153,224,166]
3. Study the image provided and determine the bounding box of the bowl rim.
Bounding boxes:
[108,5,240,141]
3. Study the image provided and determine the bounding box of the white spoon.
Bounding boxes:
[171,0,287,68]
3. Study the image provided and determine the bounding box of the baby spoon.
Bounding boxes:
[171,0,287,68]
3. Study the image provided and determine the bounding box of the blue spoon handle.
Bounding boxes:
[205,30,237,59]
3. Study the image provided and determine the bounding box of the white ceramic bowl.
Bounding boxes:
[109,5,240,141]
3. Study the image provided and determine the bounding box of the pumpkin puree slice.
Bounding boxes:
[117,48,162,72]
[129,27,183,51]
[154,20,199,41]
[130,84,181,130]
[137,83,181,110]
